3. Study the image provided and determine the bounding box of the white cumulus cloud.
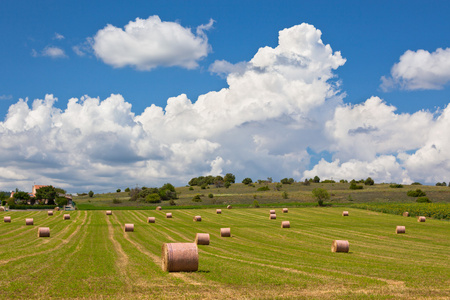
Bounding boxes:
[92,16,213,70]
[3,23,450,192]
[381,48,450,91]
[1,23,347,191]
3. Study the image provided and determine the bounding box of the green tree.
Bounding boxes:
[55,187,67,194]
[35,186,57,205]
[13,191,30,201]
[364,177,375,185]
[313,176,320,183]
[281,178,294,184]
[312,188,329,206]
[224,173,235,184]
[55,197,68,206]
[242,177,253,185]
[125,187,130,192]
[88,190,94,198]
[116,189,121,193]
[145,193,161,203]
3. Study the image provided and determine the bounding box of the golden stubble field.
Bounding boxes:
[0,207,449,299]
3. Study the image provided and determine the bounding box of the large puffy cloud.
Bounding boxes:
[2,23,450,192]
[381,48,450,91]
[324,97,433,161]
[303,156,411,184]
[1,23,346,192]
[92,16,213,70]
[303,98,450,184]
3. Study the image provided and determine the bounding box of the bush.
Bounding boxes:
[390,184,403,188]
[116,189,121,193]
[192,195,202,202]
[436,182,447,186]
[312,188,329,206]
[253,200,260,208]
[321,179,336,183]
[169,199,176,206]
[282,191,288,199]
[257,186,270,191]
[145,193,161,203]
[411,182,422,185]
[112,198,122,204]
[302,179,310,186]
[280,178,294,184]
[242,178,253,185]
[349,182,363,190]
[208,193,213,198]
[224,181,231,188]
[416,197,431,203]
[9,204,57,210]
[189,186,194,191]
[129,187,142,201]
[55,197,68,206]
[201,184,207,189]
[313,176,320,183]
[407,189,426,197]
[124,187,130,192]
[88,191,94,198]
[364,177,375,185]
[7,198,15,206]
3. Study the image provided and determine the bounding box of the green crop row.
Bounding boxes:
[8,204,58,210]
[352,202,450,219]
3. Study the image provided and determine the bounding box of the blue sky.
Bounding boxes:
[1,0,450,192]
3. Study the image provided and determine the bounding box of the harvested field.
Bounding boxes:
[0,207,449,299]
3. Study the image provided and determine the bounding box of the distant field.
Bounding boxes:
[0,207,449,299]
[74,182,450,214]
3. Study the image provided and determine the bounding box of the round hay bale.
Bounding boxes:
[47,211,53,216]
[63,214,70,220]
[54,207,60,211]
[269,213,276,220]
[124,223,134,232]
[331,240,349,253]
[342,211,349,216]
[269,209,276,214]
[193,216,202,222]
[147,217,156,223]
[403,212,409,217]
[216,209,222,214]
[4,216,11,223]
[396,226,406,234]
[281,221,290,228]
[161,243,198,272]
[418,216,426,222]
[106,211,112,215]
[227,205,232,209]
[26,218,34,225]
[0,206,5,212]
[220,227,231,237]
[156,206,162,210]
[166,213,173,218]
[282,208,288,213]
[38,227,50,237]
[195,233,210,245]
